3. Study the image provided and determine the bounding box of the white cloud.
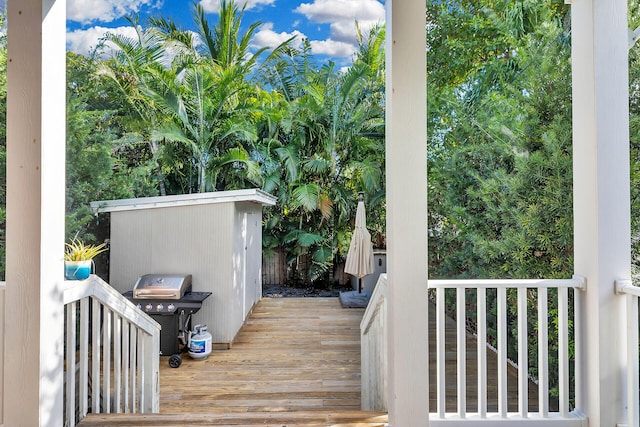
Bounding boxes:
[66,26,138,57]
[251,23,305,51]
[309,39,356,58]
[251,22,360,60]
[295,0,384,24]
[67,0,162,25]
[294,0,384,59]
[199,0,275,13]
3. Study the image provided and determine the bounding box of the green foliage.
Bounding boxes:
[629,0,640,280]
[428,1,573,280]
[0,0,603,297]
[66,52,158,244]
[427,0,576,404]
[101,2,280,194]
[257,24,386,284]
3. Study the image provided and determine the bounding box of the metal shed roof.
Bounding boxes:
[91,189,277,213]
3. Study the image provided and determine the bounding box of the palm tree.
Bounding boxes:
[97,16,171,195]
[258,25,387,283]
[144,58,261,192]
[99,2,281,193]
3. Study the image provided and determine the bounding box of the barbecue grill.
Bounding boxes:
[123,274,211,360]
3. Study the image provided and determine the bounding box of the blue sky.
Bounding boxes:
[65,0,385,65]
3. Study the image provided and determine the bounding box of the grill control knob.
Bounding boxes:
[136,304,141,310]
[157,304,164,312]
[167,304,175,312]
[145,304,153,312]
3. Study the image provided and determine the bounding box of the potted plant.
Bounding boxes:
[64,237,107,280]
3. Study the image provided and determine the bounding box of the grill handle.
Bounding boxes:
[134,290,178,298]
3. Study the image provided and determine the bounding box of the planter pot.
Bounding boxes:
[64,260,92,280]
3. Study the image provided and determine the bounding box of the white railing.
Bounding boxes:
[616,279,640,427]
[63,275,160,426]
[360,275,589,425]
[361,274,388,411]
[428,277,586,425]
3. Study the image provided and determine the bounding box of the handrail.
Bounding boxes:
[361,273,388,334]
[429,276,586,290]
[63,275,160,426]
[360,274,388,412]
[64,276,159,335]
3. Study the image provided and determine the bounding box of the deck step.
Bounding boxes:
[76,410,389,426]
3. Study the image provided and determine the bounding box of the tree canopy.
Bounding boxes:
[0,0,640,287]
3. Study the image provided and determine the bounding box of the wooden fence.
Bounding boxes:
[262,248,350,286]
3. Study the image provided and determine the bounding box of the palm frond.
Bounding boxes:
[312,245,333,263]
[291,183,321,212]
[275,146,299,182]
[303,157,330,174]
[296,232,324,248]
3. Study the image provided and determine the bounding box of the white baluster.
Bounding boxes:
[517,287,528,418]
[66,301,76,426]
[103,307,112,413]
[558,287,569,417]
[114,314,122,413]
[477,288,487,418]
[538,287,549,417]
[436,287,446,417]
[122,320,130,413]
[79,297,89,420]
[457,287,466,418]
[498,287,507,417]
[91,298,101,413]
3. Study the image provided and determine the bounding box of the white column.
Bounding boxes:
[4,0,66,426]
[385,0,429,424]
[572,0,630,425]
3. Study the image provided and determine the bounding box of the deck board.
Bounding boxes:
[78,296,541,425]
[157,297,539,414]
[158,298,364,414]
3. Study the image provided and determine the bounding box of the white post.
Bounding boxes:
[572,0,630,424]
[385,0,429,425]
[4,0,67,426]
[142,330,160,413]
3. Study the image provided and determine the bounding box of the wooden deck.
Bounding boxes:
[78,296,539,426]
[79,298,386,426]
[160,298,366,414]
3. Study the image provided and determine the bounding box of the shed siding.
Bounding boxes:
[238,202,263,319]
[109,203,237,344]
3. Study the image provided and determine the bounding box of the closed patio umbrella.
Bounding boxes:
[344,192,375,293]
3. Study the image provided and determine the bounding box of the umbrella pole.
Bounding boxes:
[359,277,362,293]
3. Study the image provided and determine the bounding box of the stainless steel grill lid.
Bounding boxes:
[132,274,192,300]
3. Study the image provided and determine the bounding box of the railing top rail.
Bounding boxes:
[616,279,640,297]
[64,275,160,335]
[428,277,585,290]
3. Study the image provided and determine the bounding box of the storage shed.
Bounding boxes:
[91,189,277,348]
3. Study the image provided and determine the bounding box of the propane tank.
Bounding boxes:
[188,324,212,360]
